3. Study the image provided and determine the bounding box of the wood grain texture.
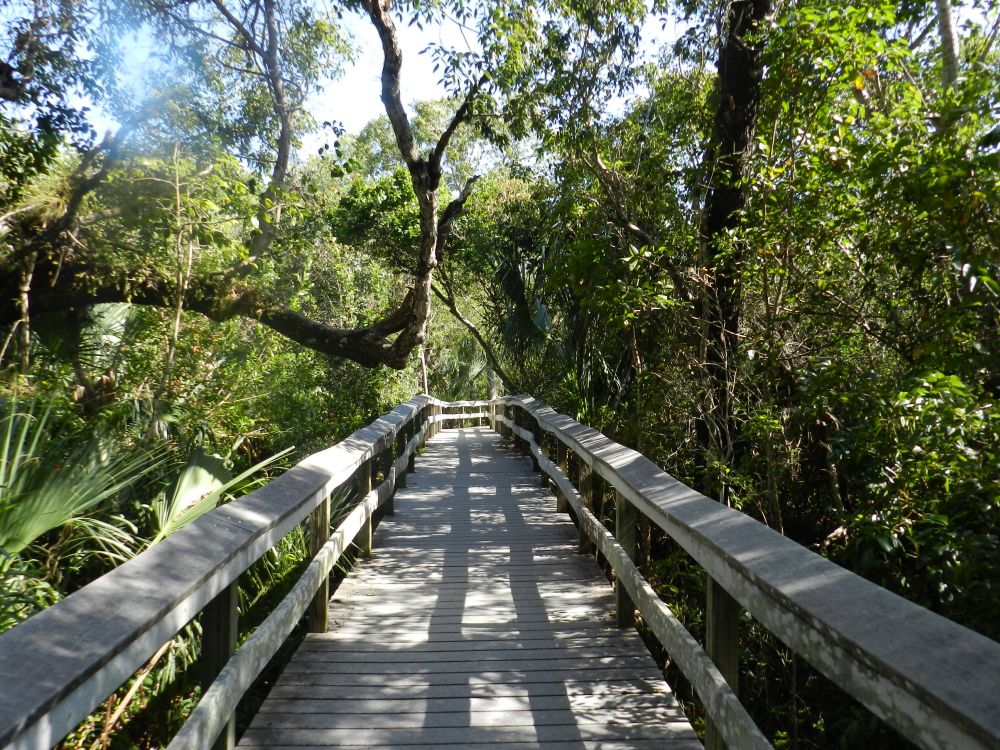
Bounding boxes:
[497,396,1000,750]
[0,397,432,750]
[239,428,699,749]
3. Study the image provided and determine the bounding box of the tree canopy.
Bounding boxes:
[1,0,998,746]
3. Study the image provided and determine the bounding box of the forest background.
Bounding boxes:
[1,0,997,747]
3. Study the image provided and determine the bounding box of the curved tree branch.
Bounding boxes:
[435,175,480,262]
[431,281,518,393]
[0,254,418,369]
[431,74,487,170]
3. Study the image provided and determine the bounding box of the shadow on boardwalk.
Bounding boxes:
[238,428,701,750]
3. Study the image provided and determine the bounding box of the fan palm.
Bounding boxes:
[0,394,162,559]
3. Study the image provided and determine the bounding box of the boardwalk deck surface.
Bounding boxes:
[239,427,701,749]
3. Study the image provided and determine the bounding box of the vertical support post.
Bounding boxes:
[355,457,373,557]
[615,493,637,628]
[202,582,238,750]
[593,478,605,529]
[578,461,596,555]
[380,437,395,515]
[538,431,550,488]
[396,426,408,490]
[487,364,497,400]
[406,418,418,472]
[308,496,331,632]
[512,407,523,453]
[526,415,540,471]
[638,516,651,568]
[705,578,740,750]
[555,441,569,512]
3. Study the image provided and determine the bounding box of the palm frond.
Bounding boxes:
[0,395,165,557]
[149,445,294,544]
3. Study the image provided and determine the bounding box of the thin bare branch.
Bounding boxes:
[431,74,486,169]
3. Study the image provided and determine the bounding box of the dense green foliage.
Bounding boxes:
[1,0,997,747]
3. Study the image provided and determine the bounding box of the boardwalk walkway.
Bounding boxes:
[238,427,700,749]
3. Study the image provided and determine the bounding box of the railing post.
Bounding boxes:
[615,493,637,628]
[555,441,569,512]
[705,579,741,750]
[307,495,331,632]
[406,414,427,462]
[380,438,395,515]
[396,426,408,489]
[512,407,523,453]
[201,581,238,750]
[528,415,541,472]
[578,461,596,555]
[408,418,418,471]
[355,457,373,557]
[538,431,550,488]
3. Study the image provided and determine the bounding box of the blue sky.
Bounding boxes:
[83,4,677,157]
[316,10,470,136]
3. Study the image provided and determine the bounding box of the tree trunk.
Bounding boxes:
[936,0,960,90]
[697,0,771,500]
[420,346,429,394]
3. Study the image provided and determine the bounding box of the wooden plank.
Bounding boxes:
[267,667,677,689]
[258,692,687,716]
[498,396,1000,750]
[301,632,640,650]
[201,583,238,750]
[240,428,698,749]
[267,677,671,701]
[245,741,700,750]
[249,706,691,730]
[239,721,697,746]
[297,641,654,659]
[0,397,432,750]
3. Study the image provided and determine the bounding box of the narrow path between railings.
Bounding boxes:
[238,426,701,749]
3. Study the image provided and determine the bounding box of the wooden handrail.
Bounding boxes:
[15,394,991,750]
[493,395,1000,750]
[0,396,490,750]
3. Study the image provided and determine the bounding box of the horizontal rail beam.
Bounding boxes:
[500,415,771,750]
[0,396,434,749]
[496,396,1000,750]
[168,427,421,749]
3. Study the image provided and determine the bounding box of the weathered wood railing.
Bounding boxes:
[0,396,487,750]
[492,395,1000,750]
[4,395,998,750]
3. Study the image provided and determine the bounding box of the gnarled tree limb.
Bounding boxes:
[0,253,415,369]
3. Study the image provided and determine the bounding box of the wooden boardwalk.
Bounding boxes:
[239,427,700,749]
